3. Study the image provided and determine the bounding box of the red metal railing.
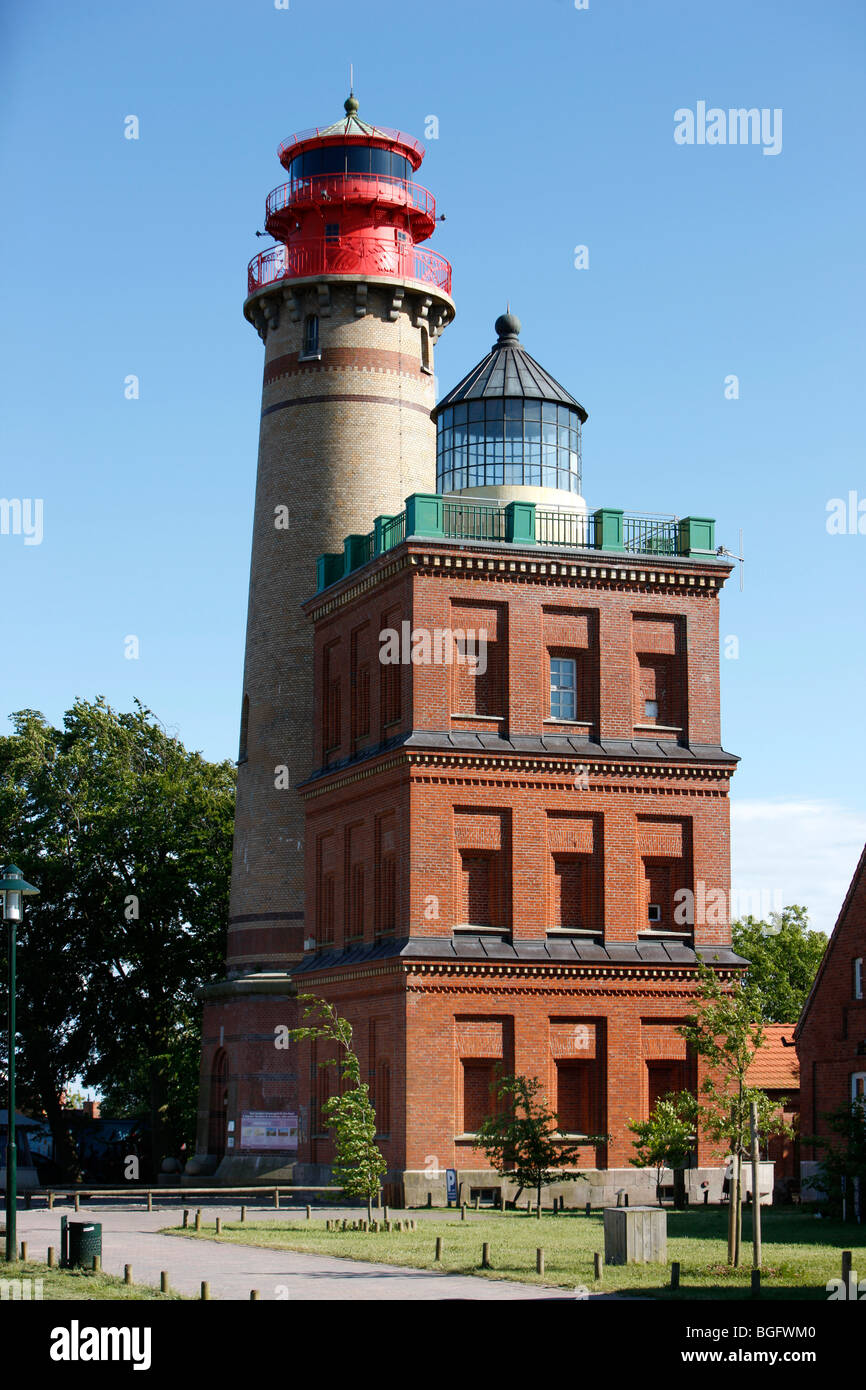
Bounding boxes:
[266,172,436,222]
[247,238,452,296]
[278,126,424,165]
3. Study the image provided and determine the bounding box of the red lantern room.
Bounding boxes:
[247,94,451,298]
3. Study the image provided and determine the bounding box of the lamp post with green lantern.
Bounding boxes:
[1,863,39,1263]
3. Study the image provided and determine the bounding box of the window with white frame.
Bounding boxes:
[550,657,577,721]
[855,957,863,1000]
[852,1073,866,1103]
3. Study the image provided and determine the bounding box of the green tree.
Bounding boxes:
[680,957,793,1266]
[0,699,235,1178]
[289,995,386,1222]
[807,1099,866,1219]
[475,1071,601,1217]
[732,907,827,1022]
[629,1091,698,1206]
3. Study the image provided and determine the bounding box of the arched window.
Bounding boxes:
[302,314,319,358]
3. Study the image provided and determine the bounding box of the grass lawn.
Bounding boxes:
[0,1258,184,1301]
[165,1206,866,1300]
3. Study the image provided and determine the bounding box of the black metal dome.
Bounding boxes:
[433,314,587,423]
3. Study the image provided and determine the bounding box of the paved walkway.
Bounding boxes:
[15,1202,598,1301]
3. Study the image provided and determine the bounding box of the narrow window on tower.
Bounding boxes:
[855,957,864,1000]
[550,657,577,721]
[238,693,250,764]
[324,222,340,243]
[420,326,431,373]
[301,314,319,359]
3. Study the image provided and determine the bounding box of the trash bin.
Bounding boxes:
[60,1216,103,1268]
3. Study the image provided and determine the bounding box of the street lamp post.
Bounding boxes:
[1,863,39,1263]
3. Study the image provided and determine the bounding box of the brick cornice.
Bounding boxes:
[305,542,730,619]
[298,958,743,990]
[300,746,734,800]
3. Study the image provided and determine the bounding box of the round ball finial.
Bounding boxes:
[495,311,521,342]
[344,94,360,116]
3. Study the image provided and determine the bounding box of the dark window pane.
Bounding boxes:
[468,401,484,422]
[524,399,542,420]
[485,399,504,425]
[453,403,468,425]
[504,398,523,420]
[543,401,558,422]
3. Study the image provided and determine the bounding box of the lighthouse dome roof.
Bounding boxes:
[433,314,587,423]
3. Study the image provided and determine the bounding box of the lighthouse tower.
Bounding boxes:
[193,97,454,1179]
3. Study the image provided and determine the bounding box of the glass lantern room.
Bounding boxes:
[433,313,587,504]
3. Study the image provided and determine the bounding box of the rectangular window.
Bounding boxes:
[462,1060,496,1133]
[855,957,864,1000]
[459,851,493,926]
[647,1060,689,1111]
[325,222,340,242]
[852,1073,866,1102]
[556,1060,604,1136]
[551,657,577,720]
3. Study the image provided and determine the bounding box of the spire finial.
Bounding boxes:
[344,65,359,118]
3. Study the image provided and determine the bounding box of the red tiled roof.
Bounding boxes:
[746,1024,799,1090]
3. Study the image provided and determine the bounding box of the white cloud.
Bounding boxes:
[730,799,866,935]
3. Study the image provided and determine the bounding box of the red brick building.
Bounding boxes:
[745,1024,799,1188]
[795,845,866,1189]
[286,306,745,1203]
[193,98,746,1203]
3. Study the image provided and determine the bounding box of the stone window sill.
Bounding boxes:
[633,723,683,734]
[298,351,322,363]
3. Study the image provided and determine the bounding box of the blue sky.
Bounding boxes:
[1,0,864,931]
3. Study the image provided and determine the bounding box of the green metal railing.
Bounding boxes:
[443,499,505,540]
[315,495,716,591]
[622,514,679,555]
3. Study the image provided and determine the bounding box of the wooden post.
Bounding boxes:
[842,1250,853,1296]
[147,1192,153,1213]
[250,1289,260,1300]
[474,1194,479,1210]
[74,1193,80,1212]
[427,1192,433,1208]
[215,1217,222,1235]
[274,1189,280,1209]
[585,1202,591,1217]
[19,1241,27,1261]
[671,1260,680,1290]
[201,1280,210,1300]
[241,1205,247,1223]
[499,1188,505,1211]
[461,1203,466,1221]
[482,1242,491,1268]
[160,1271,169,1294]
[195,1209,202,1231]
[124,1264,132,1285]
[383,1204,389,1222]
[593,1251,602,1279]
[48,1191,54,1210]
[536,1248,545,1275]
[47,1247,56,1268]
[751,1269,761,1299]
[182,1209,189,1228]
[306,1204,311,1221]
[750,1101,762,1271]
[92,1254,101,1272]
[435,1236,443,1261]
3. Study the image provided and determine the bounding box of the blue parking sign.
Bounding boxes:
[446,1168,458,1203]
